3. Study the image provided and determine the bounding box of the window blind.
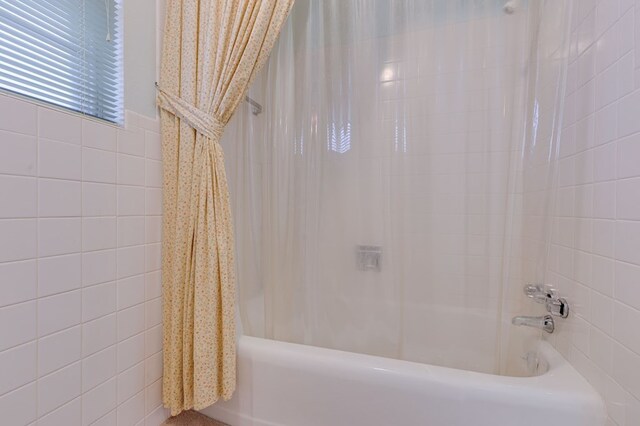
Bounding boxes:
[0,0,123,124]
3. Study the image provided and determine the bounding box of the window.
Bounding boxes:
[0,0,123,123]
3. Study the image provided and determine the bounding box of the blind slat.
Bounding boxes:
[0,0,123,123]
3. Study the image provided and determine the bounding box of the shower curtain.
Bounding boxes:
[222,0,559,374]
[157,0,293,415]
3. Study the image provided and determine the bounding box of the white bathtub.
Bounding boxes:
[201,336,605,426]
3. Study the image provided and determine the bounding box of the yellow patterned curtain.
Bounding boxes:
[157,0,294,416]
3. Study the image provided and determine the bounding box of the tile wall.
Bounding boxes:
[0,93,169,426]
[544,0,640,424]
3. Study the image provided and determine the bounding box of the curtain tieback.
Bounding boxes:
[156,84,225,141]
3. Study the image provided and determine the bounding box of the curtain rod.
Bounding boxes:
[154,82,263,116]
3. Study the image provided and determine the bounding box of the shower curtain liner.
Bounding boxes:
[157,0,294,415]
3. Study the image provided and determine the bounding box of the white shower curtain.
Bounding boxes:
[221,0,571,375]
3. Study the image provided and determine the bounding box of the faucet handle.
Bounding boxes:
[524,284,570,318]
[546,297,569,318]
[523,284,553,304]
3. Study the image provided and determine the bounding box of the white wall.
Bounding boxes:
[0,96,168,426]
[543,1,640,425]
[124,0,160,119]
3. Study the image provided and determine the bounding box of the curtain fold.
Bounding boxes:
[158,0,294,416]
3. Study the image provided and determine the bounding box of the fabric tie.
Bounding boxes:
[156,85,225,141]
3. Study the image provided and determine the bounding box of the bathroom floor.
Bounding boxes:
[162,411,229,426]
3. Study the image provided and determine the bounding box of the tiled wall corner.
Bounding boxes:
[0,95,168,426]
[543,1,640,425]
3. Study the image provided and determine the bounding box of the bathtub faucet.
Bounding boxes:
[512,315,554,333]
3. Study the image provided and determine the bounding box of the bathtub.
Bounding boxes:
[201,336,605,426]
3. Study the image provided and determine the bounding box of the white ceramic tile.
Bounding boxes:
[118,154,146,186]
[38,218,81,257]
[617,133,640,178]
[82,346,117,392]
[0,260,37,308]
[138,115,160,133]
[0,383,37,426]
[145,325,162,357]
[0,175,36,218]
[82,147,117,184]
[145,271,162,301]
[592,182,616,219]
[144,379,162,415]
[0,219,37,262]
[144,351,162,386]
[38,290,81,337]
[38,326,81,377]
[37,361,81,416]
[82,313,117,357]
[0,130,36,176]
[593,219,615,258]
[82,281,117,322]
[593,142,616,182]
[82,182,117,217]
[117,362,145,404]
[37,398,81,426]
[0,94,37,135]
[82,217,117,252]
[0,301,36,351]
[38,254,82,297]
[118,217,146,247]
[145,216,162,244]
[117,128,146,157]
[617,177,640,220]
[615,300,640,354]
[145,298,162,329]
[117,274,145,310]
[145,243,161,272]
[0,107,161,424]
[117,333,145,374]
[117,245,145,279]
[82,119,117,151]
[0,341,36,395]
[90,409,117,426]
[618,90,640,137]
[145,188,162,215]
[38,108,82,145]
[125,111,140,130]
[118,186,146,216]
[118,304,145,341]
[117,390,145,426]
[590,291,613,335]
[612,343,640,400]
[590,326,613,374]
[81,377,116,426]
[615,261,640,311]
[38,179,82,218]
[145,405,169,426]
[615,220,640,265]
[592,255,615,297]
[145,159,162,187]
[38,139,82,180]
[144,131,162,161]
[82,249,117,287]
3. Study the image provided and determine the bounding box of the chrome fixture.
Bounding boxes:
[512,315,555,333]
[503,0,520,14]
[523,284,569,318]
[512,284,570,334]
[245,95,263,115]
[356,245,382,272]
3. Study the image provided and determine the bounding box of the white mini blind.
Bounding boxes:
[0,0,123,124]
